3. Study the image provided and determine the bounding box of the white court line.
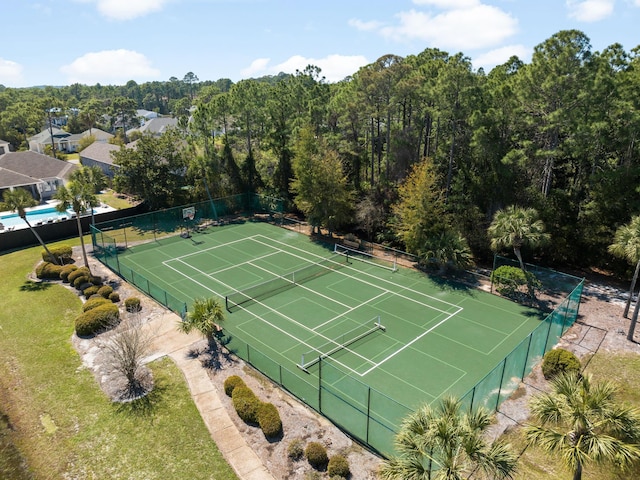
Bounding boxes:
[164,248,282,278]
[250,234,462,315]
[167,256,378,371]
[359,311,458,376]
[162,234,462,377]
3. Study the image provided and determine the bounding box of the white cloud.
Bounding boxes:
[82,0,169,20]
[379,5,518,50]
[473,44,531,71]
[241,58,271,77]
[348,18,384,31]
[242,54,369,83]
[0,58,24,87]
[60,50,161,85]
[566,0,614,22]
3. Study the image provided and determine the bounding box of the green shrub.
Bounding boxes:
[42,245,72,263]
[542,348,581,379]
[75,303,119,336]
[90,275,103,285]
[83,285,100,298]
[305,442,328,470]
[35,262,63,279]
[73,275,91,290]
[67,267,90,285]
[83,296,111,312]
[232,386,260,424]
[257,402,282,438]
[109,292,120,303]
[97,285,113,298]
[224,375,246,397]
[287,438,304,460]
[491,265,541,299]
[304,472,322,480]
[125,297,142,313]
[327,454,350,478]
[59,264,78,282]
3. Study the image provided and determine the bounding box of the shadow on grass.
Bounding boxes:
[19,280,52,292]
[113,381,166,419]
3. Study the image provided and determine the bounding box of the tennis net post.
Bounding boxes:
[297,316,385,373]
[334,243,397,272]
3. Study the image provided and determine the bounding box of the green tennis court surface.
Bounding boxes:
[116,221,545,406]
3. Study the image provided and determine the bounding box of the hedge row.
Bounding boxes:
[224,375,283,439]
[41,245,73,264]
[75,302,119,336]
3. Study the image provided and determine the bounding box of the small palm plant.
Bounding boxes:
[178,297,225,345]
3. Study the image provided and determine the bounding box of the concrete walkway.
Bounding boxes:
[145,312,275,480]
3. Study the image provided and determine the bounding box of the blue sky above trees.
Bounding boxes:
[1,0,638,88]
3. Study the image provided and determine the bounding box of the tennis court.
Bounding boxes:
[114,221,546,410]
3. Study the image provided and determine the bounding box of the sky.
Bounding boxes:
[1,0,639,88]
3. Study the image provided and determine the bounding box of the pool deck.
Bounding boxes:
[0,200,115,231]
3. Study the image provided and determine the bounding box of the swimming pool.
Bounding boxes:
[0,206,75,229]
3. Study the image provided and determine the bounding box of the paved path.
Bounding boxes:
[145,312,275,480]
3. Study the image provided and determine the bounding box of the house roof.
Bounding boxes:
[28,127,68,143]
[0,152,77,187]
[0,167,37,189]
[80,142,121,166]
[127,117,178,136]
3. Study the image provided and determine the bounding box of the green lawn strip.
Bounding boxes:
[0,243,237,479]
[98,190,136,210]
[500,352,640,479]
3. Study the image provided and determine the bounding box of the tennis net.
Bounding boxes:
[225,254,347,311]
[298,316,386,372]
[334,243,397,272]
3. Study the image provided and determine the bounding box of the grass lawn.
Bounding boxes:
[0,240,238,479]
[501,352,640,479]
[98,189,137,210]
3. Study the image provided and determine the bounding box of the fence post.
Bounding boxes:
[318,357,323,413]
[521,333,534,379]
[496,360,508,411]
[366,387,371,444]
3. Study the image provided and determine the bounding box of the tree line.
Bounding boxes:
[2,29,639,275]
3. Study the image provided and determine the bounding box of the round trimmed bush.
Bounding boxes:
[36,262,63,279]
[109,292,120,303]
[542,348,581,379]
[327,454,350,478]
[59,264,78,282]
[75,302,119,336]
[257,402,282,438]
[287,438,304,460]
[224,375,246,397]
[42,245,72,263]
[83,285,100,298]
[83,296,111,312]
[232,386,260,424]
[90,275,103,285]
[73,275,91,290]
[97,285,113,298]
[67,267,90,285]
[125,297,142,313]
[305,442,328,470]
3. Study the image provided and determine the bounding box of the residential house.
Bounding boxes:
[0,151,77,201]
[126,116,178,138]
[29,128,113,154]
[0,139,11,156]
[79,142,122,178]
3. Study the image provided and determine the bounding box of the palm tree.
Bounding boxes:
[72,166,106,225]
[379,396,517,480]
[421,230,474,274]
[488,205,550,272]
[177,297,225,345]
[54,170,99,275]
[526,372,640,480]
[1,189,58,264]
[608,216,640,325]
